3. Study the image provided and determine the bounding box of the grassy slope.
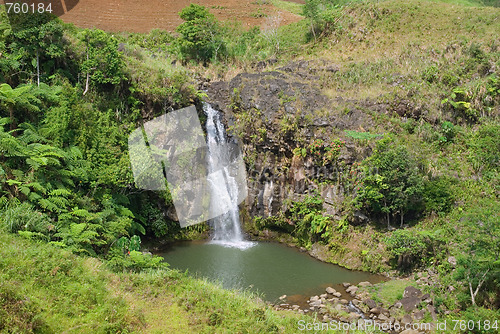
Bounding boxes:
[0,230,318,333]
[255,0,499,275]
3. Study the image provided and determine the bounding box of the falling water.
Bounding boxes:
[204,103,255,249]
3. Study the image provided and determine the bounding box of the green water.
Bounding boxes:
[159,241,384,303]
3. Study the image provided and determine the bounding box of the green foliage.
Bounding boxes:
[385,229,445,271]
[293,138,346,166]
[4,12,66,85]
[303,0,352,39]
[80,29,124,88]
[174,4,225,63]
[355,140,424,227]
[0,202,51,238]
[439,121,456,143]
[454,197,499,308]
[422,177,455,215]
[345,130,383,143]
[466,122,500,176]
[441,87,479,122]
[286,193,332,246]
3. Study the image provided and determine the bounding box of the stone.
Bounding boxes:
[342,282,351,288]
[448,285,455,292]
[310,295,320,302]
[427,305,438,321]
[333,292,342,298]
[392,301,403,309]
[340,299,349,305]
[358,281,372,287]
[346,285,358,295]
[351,211,370,225]
[349,312,361,321]
[320,293,328,299]
[310,300,322,307]
[403,286,423,299]
[401,314,413,325]
[326,287,336,294]
[378,314,389,321]
[401,296,421,312]
[364,299,377,309]
[448,256,457,267]
[413,309,426,321]
[279,295,286,300]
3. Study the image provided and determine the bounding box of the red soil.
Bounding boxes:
[57,0,303,33]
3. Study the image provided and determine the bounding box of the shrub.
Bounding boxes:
[174,4,225,63]
[1,202,51,236]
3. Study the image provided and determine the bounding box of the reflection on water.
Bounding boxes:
[158,241,385,303]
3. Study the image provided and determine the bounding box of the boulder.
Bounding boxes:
[401,314,413,325]
[326,287,336,294]
[364,299,377,309]
[427,305,438,321]
[358,281,372,287]
[349,312,361,321]
[346,285,358,295]
[401,296,421,312]
[413,309,426,321]
[310,300,322,308]
[279,295,286,300]
[392,301,403,309]
[320,293,328,299]
[342,282,351,288]
[378,314,389,321]
[333,292,342,298]
[403,286,423,299]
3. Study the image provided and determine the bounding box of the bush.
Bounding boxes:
[174,4,225,63]
[423,177,455,215]
[1,202,51,236]
[460,307,500,334]
[385,229,445,271]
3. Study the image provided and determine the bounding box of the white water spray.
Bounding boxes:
[204,103,255,249]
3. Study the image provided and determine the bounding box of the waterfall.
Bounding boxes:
[204,103,255,249]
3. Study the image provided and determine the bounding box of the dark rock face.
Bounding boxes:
[207,60,377,220]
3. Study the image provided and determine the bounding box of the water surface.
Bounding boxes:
[159,241,384,303]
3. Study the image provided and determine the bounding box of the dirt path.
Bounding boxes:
[59,0,303,33]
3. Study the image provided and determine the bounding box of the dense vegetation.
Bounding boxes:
[0,0,499,332]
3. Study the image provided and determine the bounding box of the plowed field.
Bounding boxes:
[58,0,303,33]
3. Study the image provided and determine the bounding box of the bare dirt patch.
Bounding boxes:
[59,0,303,33]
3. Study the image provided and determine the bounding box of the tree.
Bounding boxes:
[455,199,500,307]
[80,29,123,94]
[355,140,424,228]
[8,13,65,86]
[0,83,37,132]
[174,4,225,63]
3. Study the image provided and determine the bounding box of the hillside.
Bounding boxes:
[0,0,499,333]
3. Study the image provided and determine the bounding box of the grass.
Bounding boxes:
[269,0,304,16]
[0,230,317,333]
[0,229,393,333]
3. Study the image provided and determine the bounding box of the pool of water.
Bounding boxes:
[158,240,384,303]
